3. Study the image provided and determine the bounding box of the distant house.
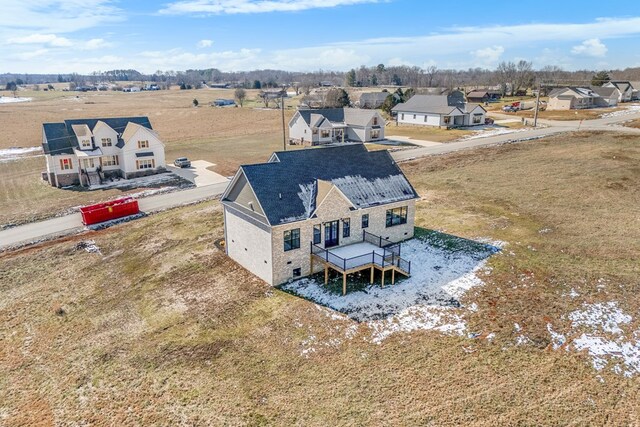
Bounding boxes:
[627,82,640,100]
[603,81,634,102]
[392,92,486,128]
[221,144,418,289]
[466,90,501,103]
[211,98,236,107]
[42,116,166,187]
[357,92,390,109]
[590,86,620,107]
[288,108,385,145]
[319,81,334,87]
[547,87,612,110]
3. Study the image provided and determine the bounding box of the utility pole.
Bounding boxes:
[281,86,286,150]
[533,82,541,127]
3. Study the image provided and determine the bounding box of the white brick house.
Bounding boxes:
[221,144,418,292]
[392,92,486,128]
[42,116,166,187]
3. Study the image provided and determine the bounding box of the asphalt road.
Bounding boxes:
[0,181,230,250]
[2,109,639,250]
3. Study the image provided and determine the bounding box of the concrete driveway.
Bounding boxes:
[167,160,230,187]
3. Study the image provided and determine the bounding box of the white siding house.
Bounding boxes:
[392,93,485,128]
[42,116,167,187]
[288,108,385,145]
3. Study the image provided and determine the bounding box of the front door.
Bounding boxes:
[324,220,339,248]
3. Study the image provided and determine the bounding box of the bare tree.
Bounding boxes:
[234,88,246,107]
[424,65,438,87]
[497,61,517,95]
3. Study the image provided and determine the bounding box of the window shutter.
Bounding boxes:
[59,159,64,169]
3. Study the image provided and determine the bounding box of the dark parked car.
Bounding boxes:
[174,157,191,168]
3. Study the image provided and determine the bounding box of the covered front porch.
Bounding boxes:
[311,231,411,295]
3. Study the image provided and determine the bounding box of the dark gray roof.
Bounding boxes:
[234,144,418,225]
[392,92,466,114]
[297,108,346,125]
[42,116,152,155]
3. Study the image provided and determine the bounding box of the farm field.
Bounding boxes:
[1,132,639,425]
[0,88,298,226]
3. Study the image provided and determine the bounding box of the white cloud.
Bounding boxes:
[159,0,382,15]
[571,38,608,57]
[0,1,123,33]
[471,45,504,63]
[197,39,214,48]
[82,38,113,50]
[7,33,72,47]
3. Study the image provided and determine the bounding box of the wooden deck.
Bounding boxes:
[310,240,411,295]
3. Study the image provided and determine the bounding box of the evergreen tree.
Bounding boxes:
[591,70,611,86]
[345,69,357,87]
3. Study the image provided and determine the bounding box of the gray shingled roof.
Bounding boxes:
[297,108,378,127]
[391,94,465,115]
[42,117,152,155]
[590,86,617,97]
[235,144,418,225]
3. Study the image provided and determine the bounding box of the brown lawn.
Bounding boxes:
[0,131,639,425]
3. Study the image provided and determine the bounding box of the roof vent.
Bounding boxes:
[248,201,254,211]
[279,193,282,199]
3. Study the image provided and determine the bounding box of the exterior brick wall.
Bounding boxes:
[224,207,273,284]
[270,186,415,285]
[125,167,167,179]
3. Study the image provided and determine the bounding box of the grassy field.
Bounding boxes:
[0,88,299,226]
[386,123,472,142]
[1,131,639,425]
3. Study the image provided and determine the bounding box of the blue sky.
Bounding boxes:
[1,0,640,74]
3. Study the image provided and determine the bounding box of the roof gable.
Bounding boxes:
[235,144,418,225]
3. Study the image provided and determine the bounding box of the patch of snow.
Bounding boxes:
[568,302,631,335]
[599,104,640,118]
[87,173,184,190]
[573,335,640,377]
[547,323,566,350]
[461,126,532,141]
[0,96,32,104]
[297,182,316,219]
[369,305,465,344]
[281,236,499,343]
[0,146,42,163]
[331,174,415,209]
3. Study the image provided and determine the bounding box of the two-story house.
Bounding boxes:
[42,116,166,187]
[221,144,418,294]
[288,108,385,145]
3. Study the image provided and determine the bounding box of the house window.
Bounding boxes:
[82,158,95,169]
[373,117,378,125]
[293,268,301,277]
[101,155,119,166]
[59,158,73,170]
[81,139,91,148]
[413,114,416,119]
[424,115,428,122]
[284,228,300,251]
[138,140,149,148]
[386,206,408,227]
[313,224,321,244]
[362,214,369,229]
[342,218,350,238]
[371,129,380,139]
[401,113,405,120]
[311,129,317,134]
[443,116,451,125]
[136,159,155,170]
[473,114,482,124]
[320,129,330,138]
[101,138,112,147]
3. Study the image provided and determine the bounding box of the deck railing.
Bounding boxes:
[363,230,401,256]
[311,242,411,274]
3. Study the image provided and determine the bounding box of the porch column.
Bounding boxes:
[392,269,395,285]
[381,270,385,288]
[310,254,314,275]
[370,266,374,284]
[342,273,347,296]
[324,265,328,285]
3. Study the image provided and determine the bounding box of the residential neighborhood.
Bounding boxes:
[2,1,640,426]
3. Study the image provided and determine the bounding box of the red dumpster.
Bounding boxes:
[79,197,140,225]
